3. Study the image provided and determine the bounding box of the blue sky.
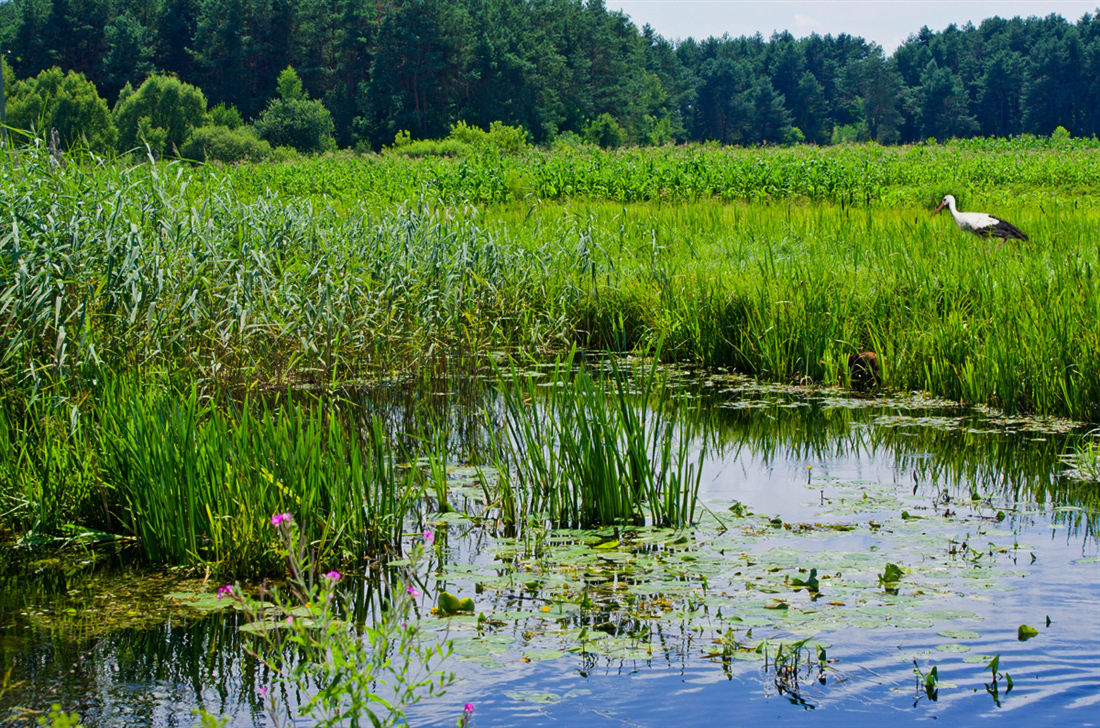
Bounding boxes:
[605,1,1099,53]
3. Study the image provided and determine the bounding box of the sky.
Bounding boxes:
[604,1,1099,54]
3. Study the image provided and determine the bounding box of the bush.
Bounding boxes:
[4,67,118,153]
[206,103,244,130]
[180,125,272,163]
[446,120,528,154]
[785,126,806,145]
[584,113,626,149]
[253,99,337,155]
[550,130,589,151]
[389,139,470,157]
[831,123,862,144]
[637,115,674,147]
[114,74,206,156]
[486,121,528,154]
[252,67,336,155]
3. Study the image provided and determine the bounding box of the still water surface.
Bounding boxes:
[1,373,1097,727]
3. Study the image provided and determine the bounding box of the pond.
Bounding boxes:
[1,366,1097,727]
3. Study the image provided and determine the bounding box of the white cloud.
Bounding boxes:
[794,13,821,29]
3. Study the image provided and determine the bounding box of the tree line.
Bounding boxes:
[0,0,1097,154]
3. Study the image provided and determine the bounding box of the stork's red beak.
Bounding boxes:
[933,200,947,216]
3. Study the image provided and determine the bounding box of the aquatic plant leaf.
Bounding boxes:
[239,619,296,634]
[164,592,233,612]
[437,592,475,616]
[1017,624,1039,641]
[523,650,565,661]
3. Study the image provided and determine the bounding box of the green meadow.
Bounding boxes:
[0,139,1097,572]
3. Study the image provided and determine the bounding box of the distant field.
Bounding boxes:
[215,137,1100,208]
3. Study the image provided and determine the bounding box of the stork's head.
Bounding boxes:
[933,195,956,216]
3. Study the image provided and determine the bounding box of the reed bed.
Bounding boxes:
[1,144,1095,421]
[0,380,423,577]
[488,198,1100,422]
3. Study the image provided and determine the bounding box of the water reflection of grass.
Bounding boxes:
[684,374,1099,527]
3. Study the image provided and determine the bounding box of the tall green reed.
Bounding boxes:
[0,399,102,542]
[97,379,422,576]
[492,349,703,529]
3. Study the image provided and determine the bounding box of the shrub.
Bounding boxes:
[785,126,806,145]
[4,67,118,152]
[252,67,337,155]
[446,120,528,154]
[180,125,272,163]
[447,120,487,147]
[114,74,206,156]
[389,139,470,157]
[486,121,528,154]
[550,130,589,151]
[584,113,626,149]
[206,103,244,130]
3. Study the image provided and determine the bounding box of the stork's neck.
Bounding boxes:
[945,197,961,222]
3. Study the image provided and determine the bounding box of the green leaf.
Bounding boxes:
[1017,624,1039,641]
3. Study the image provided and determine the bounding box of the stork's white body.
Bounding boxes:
[934,195,1028,242]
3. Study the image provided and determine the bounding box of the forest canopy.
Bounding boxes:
[0,0,1097,152]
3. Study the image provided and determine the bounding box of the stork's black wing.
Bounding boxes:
[981,217,1029,242]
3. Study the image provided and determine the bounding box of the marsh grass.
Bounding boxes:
[493,349,703,529]
[2,144,1096,419]
[97,381,422,575]
[1,141,1098,560]
[0,376,424,577]
[495,197,1100,421]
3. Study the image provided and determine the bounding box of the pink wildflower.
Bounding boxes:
[464,703,475,714]
[217,584,234,600]
[271,513,292,527]
[323,571,341,582]
[258,686,269,698]
[423,531,435,544]
[407,587,421,598]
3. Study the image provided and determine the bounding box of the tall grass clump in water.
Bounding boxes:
[492,349,703,529]
[94,380,422,577]
[0,398,102,544]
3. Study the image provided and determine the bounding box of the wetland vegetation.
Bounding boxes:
[0,140,1098,726]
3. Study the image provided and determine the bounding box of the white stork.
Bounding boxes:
[933,194,1029,243]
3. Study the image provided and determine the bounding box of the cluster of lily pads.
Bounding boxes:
[396,467,1033,688]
